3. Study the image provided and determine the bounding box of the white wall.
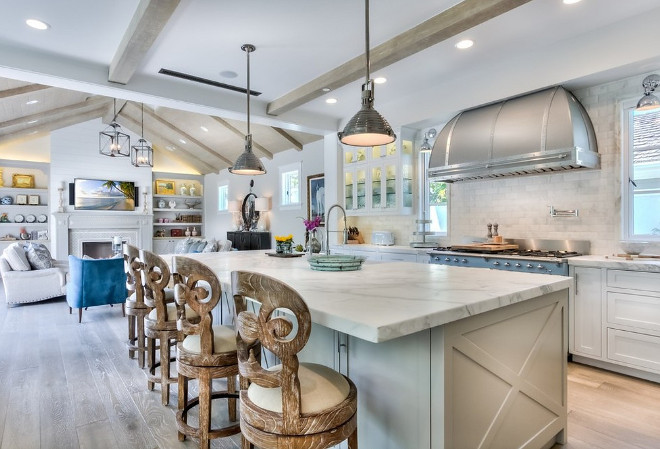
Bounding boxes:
[204,139,325,248]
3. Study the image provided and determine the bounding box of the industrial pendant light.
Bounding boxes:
[130,103,153,167]
[99,98,130,157]
[419,128,437,154]
[338,0,396,147]
[636,74,660,111]
[229,44,266,175]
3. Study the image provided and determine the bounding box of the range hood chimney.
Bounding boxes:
[428,86,599,182]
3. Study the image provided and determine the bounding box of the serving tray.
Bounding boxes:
[308,255,365,271]
[266,252,304,258]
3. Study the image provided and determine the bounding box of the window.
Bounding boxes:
[279,162,301,209]
[218,184,228,212]
[429,180,448,235]
[623,104,660,239]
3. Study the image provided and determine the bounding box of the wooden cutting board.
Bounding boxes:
[450,243,519,253]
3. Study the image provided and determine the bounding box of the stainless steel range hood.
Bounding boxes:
[428,86,599,182]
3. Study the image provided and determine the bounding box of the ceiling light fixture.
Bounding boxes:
[562,0,581,4]
[322,87,331,92]
[25,19,50,30]
[419,128,437,153]
[455,39,474,49]
[178,138,187,144]
[26,99,39,105]
[338,0,396,147]
[131,103,153,167]
[374,77,387,84]
[636,74,660,111]
[99,99,130,157]
[326,98,338,104]
[229,44,266,175]
[200,126,208,132]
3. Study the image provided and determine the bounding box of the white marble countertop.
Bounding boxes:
[569,255,660,273]
[175,251,571,343]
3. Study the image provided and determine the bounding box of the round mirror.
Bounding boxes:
[241,193,258,231]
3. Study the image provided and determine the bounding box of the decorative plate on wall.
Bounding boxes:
[1,196,12,205]
[14,214,24,223]
[37,214,47,223]
[25,214,36,223]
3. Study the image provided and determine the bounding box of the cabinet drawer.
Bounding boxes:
[607,292,660,332]
[607,328,660,372]
[607,270,660,293]
[379,252,418,262]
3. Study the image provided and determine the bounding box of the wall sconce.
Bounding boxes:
[636,74,660,111]
[419,128,437,153]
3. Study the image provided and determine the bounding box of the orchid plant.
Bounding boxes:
[301,215,322,232]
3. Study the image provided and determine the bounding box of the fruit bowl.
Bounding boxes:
[619,240,648,255]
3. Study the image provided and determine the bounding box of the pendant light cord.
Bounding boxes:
[365,0,370,83]
[246,47,251,136]
[141,103,144,137]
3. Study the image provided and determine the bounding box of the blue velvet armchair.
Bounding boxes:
[66,255,127,323]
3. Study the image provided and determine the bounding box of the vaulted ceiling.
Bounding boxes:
[1,0,660,174]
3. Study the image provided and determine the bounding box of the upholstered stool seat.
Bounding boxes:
[147,302,198,322]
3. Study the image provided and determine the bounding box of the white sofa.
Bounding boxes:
[0,255,69,306]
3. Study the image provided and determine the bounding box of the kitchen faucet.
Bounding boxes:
[325,203,348,255]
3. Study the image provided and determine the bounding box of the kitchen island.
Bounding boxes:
[179,251,571,449]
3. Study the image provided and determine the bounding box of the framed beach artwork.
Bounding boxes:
[73,179,136,211]
[307,173,325,226]
[155,179,176,195]
[12,174,35,188]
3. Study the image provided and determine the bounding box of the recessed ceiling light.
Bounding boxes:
[322,87,331,92]
[166,145,175,151]
[325,98,338,104]
[455,39,474,49]
[374,77,387,84]
[27,119,38,124]
[178,138,186,144]
[562,0,581,4]
[26,100,39,105]
[200,126,208,132]
[26,19,50,30]
[220,70,238,79]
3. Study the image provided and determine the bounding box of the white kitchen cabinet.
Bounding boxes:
[569,261,660,382]
[570,266,603,358]
[342,130,413,216]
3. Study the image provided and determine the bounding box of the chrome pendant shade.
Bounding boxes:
[130,103,153,167]
[338,0,396,147]
[99,99,130,157]
[229,44,266,175]
[636,74,660,111]
[419,128,436,154]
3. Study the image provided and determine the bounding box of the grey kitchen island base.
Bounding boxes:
[304,289,567,449]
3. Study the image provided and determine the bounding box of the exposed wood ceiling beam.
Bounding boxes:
[210,116,273,159]
[108,0,180,84]
[142,106,235,166]
[0,105,108,145]
[272,127,303,151]
[118,111,214,174]
[267,0,532,115]
[0,97,110,134]
[0,84,51,99]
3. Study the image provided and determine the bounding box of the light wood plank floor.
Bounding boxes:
[1,295,659,448]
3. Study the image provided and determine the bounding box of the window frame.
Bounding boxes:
[621,98,660,241]
[217,182,229,213]
[279,161,302,210]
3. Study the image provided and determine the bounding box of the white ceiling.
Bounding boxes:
[1,0,659,171]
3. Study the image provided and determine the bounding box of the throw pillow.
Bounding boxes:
[3,242,31,271]
[202,239,218,253]
[174,237,194,254]
[190,240,207,253]
[25,242,53,270]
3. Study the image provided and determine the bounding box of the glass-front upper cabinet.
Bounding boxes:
[342,129,414,216]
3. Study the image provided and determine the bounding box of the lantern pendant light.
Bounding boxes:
[229,44,266,175]
[338,0,396,147]
[99,98,130,157]
[131,103,153,167]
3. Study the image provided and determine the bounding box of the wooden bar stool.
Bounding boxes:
[232,270,358,449]
[123,244,150,368]
[141,249,199,406]
[173,256,259,449]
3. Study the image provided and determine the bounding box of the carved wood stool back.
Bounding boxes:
[124,244,150,368]
[141,249,182,406]
[232,270,358,449]
[173,256,258,449]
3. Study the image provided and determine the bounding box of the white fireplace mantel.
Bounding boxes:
[51,212,153,259]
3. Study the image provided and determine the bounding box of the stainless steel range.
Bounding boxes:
[428,239,589,276]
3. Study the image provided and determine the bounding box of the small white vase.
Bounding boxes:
[185,227,191,237]
[192,227,198,237]
[189,185,196,196]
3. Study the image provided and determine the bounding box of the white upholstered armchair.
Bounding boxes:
[0,255,68,306]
